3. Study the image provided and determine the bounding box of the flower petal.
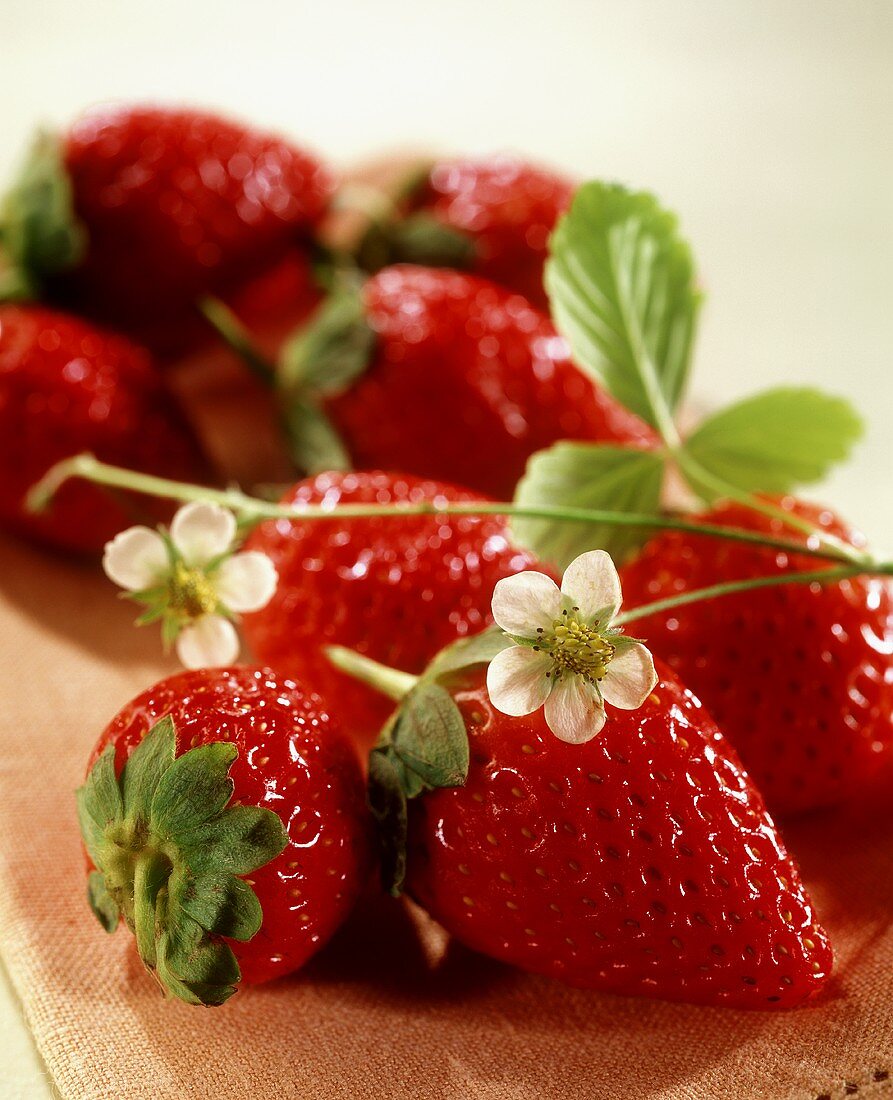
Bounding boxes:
[491,571,562,638]
[601,642,659,710]
[543,675,606,744]
[487,646,553,716]
[215,552,278,612]
[175,615,240,669]
[560,549,622,623]
[170,501,237,566]
[102,527,168,591]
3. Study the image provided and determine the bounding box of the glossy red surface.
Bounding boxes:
[59,105,333,352]
[620,499,893,816]
[242,470,543,749]
[418,156,575,309]
[0,304,207,552]
[325,266,657,500]
[88,667,373,985]
[406,663,832,1009]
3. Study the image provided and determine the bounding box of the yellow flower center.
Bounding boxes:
[537,610,615,684]
[167,562,218,621]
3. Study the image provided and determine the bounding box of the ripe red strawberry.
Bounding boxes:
[399,660,832,1009]
[0,304,209,552]
[241,470,543,749]
[307,266,656,500]
[620,498,893,816]
[9,105,334,354]
[80,666,372,1004]
[408,156,575,309]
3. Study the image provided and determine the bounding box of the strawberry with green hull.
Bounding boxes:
[401,660,831,1008]
[330,600,833,1010]
[280,266,656,498]
[80,666,373,1002]
[620,498,893,816]
[241,470,545,750]
[2,105,333,355]
[355,157,575,310]
[0,304,209,552]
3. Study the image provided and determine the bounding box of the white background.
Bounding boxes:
[1,2,891,1093]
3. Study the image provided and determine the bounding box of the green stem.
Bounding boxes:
[673,448,865,566]
[613,565,884,627]
[325,645,418,701]
[26,454,869,567]
[198,297,277,386]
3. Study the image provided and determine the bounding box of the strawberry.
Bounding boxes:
[364,656,832,1009]
[0,304,209,552]
[3,106,333,354]
[280,266,656,498]
[241,470,543,749]
[352,157,574,310]
[619,498,893,816]
[79,666,373,1004]
[408,156,574,309]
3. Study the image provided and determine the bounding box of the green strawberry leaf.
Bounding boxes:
[546,181,701,432]
[513,443,666,568]
[682,386,863,497]
[1,131,85,283]
[282,397,352,476]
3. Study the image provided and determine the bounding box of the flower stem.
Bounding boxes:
[26,453,881,570]
[613,565,886,628]
[325,645,418,701]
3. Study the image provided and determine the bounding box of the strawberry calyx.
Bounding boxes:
[354,211,476,275]
[201,272,375,475]
[0,130,85,301]
[77,715,287,1006]
[327,633,509,894]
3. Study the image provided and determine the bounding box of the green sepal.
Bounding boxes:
[169,867,263,942]
[513,442,666,568]
[121,715,176,828]
[681,386,864,497]
[76,745,123,866]
[357,212,475,273]
[1,131,85,289]
[155,914,241,1007]
[87,871,119,933]
[151,741,237,836]
[278,277,375,396]
[77,716,287,1007]
[423,628,513,683]
[367,682,469,896]
[367,750,408,896]
[282,397,352,476]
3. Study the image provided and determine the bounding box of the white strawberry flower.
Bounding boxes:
[486,550,658,744]
[102,501,278,669]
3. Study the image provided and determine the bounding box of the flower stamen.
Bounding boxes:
[167,561,219,621]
